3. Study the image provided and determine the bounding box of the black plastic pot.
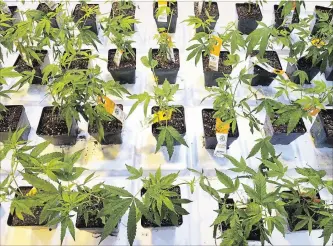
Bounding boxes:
[0,6,18,31]
[286,57,321,84]
[141,186,183,228]
[111,2,136,31]
[154,2,178,33]
[108,49,136,84]
[274,4,299,31]
[88,104,123,145]
[73,4,99,35]
[310,109,333,148]
[202,51,232,87]
[7,186,54,230]
[152,106,186,146]
[202,109,239,149]
[195,2,219,33]
[0,105,31,142]
[325,66,333,81]
[236,3,263,35]
[14,50,49,85]
[311,6,333,36]
[76,214,119,236]
[264,114,307,145]
[250,51,282,86]
[152,49,180,85]
[36,107,78,146]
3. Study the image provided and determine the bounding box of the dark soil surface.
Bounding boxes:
[236,3,262,20]
[202,109,239,137]
[89,105,123,134]
[251,50,282,74]
[63,50,90,70]
[152,106,185,135]
[297,57,313,71]
[272,114,306,134]
[14,51,47,73]
[73,4,98,20]
[152,49,180,70]
[202,51,232,73]
[8,6,17,16]
[76,198,104,228]
[10,187,45,226]
[194,2,219,20]
[141,186,183,228]
[274,5,299,24]
[315,6,333,16]
[111,2,135,18]
[0,105,23,132]
[321,110,333,137]
[37,3,55,13]
[37,107,69,136]
[108,49,136,70]
[154,2,178,16]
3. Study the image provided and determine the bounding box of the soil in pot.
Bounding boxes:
[312,6,333,35]
[194,2,219,33]
[236,3,263,35]
[272,114,306,134]
[152,48,180,84]
[73,4,99,34]
[202,51,232,87]
[8,187,46,227]
[36,3,59,28]
[251,50,282,86]
[36,107,78,146]
[287,57,321,84]
[62,50,91,70]
[14,50,48,85]
[320,110,333,139]
[311,109,333,147]
[282,191,323,231]
[152,106,186,140]
[110,2,136,31]
[202,109,239,149]
[154,2,178,33]
[274,4,299,30]
[141,186,183,228]
[0,105,30,141]
[108,49,136,84]
[88,104,123,145]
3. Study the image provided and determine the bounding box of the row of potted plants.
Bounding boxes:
[0,128,332,246]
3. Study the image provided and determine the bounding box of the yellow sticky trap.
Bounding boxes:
[273,69,285,75]
[216,118,230,134]
[26,187,37,196]
[98,96,115,115]
[153,109,173,123]
[211,36,223,56]
[311,38,326,48]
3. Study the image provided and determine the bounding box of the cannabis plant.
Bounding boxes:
[183,4,216,34]
[154,30,175,65]
[128,78,188,159]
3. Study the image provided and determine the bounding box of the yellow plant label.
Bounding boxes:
[304,107,320,116]
[209,36,223,71]
[158,1,168,22]
[273,69,285,75]
[153,109,173,123]
[211,36,223,56]
[216,118,230,134]
[26,187,38,196]
[98,96,126,123]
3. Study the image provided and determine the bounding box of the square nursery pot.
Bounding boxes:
[325,66,333,81]
[0,6,21,31]
[62,49,91,70]
[0,105,31,142]
[36,3,61,28]
[141,186,183,228]
[274,4,299,31]
[282,191,323,232]
[73,4,99,35]
[202,51,232,87]
[194,2,219,33]
[264,114,307,145]
[14,50,49,85]
[286,57,321,85]
[236,3,263,35]
[152,48,180,85]
[152,106,186,146]
[88,104,123,145]
[108,49,136,84]
[250,50,282,86]
[154,2,178,33]
[310,109,333,148]
[219,199,261,242]
[7,186,56,230]
[110,2,136,31]
[202,109,239,149]
[36,106,78,146]
[310,6,333,36]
